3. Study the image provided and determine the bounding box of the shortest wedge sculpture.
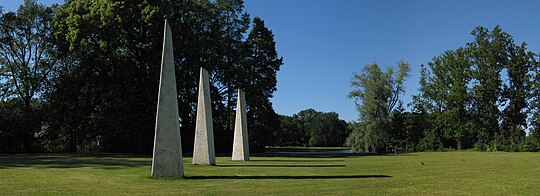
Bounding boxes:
[151,20,183,177]
[192,67,216,165]
[232,89,249,161]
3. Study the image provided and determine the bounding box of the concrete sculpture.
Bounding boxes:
[232,89,250,161]
[192,67,216,165]
[151,20,183,177]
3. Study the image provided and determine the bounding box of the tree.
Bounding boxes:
[50,0,166,152]
[275,109,350,147]
[468,26,509,150]
[529,54,540,151]
[48,0,282,153]
[413,25,536,152]
[0,0,55,152]
[347,61,410,153]
[239,17,283,152]
[501,42,535,151]
[212,0,250,149]
[275,115,304,146]
[302,110,349,147]
[415,48,475,150]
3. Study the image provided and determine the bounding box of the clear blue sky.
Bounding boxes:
[4,0,540,122]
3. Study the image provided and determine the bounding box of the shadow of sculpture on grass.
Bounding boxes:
[0,154,150,170]
[217,164,345,167]
[248,159,345,162]
[185,175,391,180]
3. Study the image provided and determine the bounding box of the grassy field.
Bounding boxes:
[1,151,540,195]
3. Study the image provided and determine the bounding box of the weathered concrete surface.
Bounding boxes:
[232,89,250,161]
[152,20,183,177]
[192,67,216,165]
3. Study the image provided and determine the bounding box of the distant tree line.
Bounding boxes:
[347,26,540,153]
[274,109,350,147]
[0,0,282,153]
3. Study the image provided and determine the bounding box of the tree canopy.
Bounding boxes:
[1,0,282,153]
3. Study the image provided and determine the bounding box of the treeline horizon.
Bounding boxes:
[346,26,540,153]
[3,1,540,154]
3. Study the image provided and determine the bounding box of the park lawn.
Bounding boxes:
[1,152,540,195]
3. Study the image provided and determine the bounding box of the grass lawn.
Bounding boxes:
[1,151,540,195]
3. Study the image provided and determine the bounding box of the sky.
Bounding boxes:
[3,0,540,122]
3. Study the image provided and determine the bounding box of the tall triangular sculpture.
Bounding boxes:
[232,89,250,161]
[151,20,183,177]
[192,67,216,165]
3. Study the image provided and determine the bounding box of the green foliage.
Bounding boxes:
[0,99,45,152]
[49,0,167,152]
[345,121,366,152]
[415,48,475,150]
[274,115,305,146]
[347,61,410,153]
[468,26,509,150]
[414,25,538,152]
[501,42,535,151]
[275,109,350,147]
[241,17,283,152]
[0,0,56,152]
[0,0,55,103]
[43,0,283,153]
[0,0,282,153]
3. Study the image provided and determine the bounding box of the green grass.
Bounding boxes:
[1,152,540,195]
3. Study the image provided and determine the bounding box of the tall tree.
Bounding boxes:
[0,0,55,105]
[0,0,55,152]
[501,42,535,151]
[415,25,536,151]
[213,0,250,141]
[50,0,167,152]
[468,26,508,150]
[239,17,283,152]
[347,61,410,153]
[415,48,475,149]
[528,55,540,151]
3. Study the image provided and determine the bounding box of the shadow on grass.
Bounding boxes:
[217,164,345,168]
[254,153,352,158]
[249,159,344,162]
[252,153,415,158]
[0,154,149,169]
[185,175,391,180]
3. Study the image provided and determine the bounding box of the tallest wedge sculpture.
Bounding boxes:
[151,20,183,177]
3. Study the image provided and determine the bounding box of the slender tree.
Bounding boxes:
[501,42,535,151]
[0,0,55,152]
[468,26,508,150]
[347,61,410,153]
[239,17,283,152]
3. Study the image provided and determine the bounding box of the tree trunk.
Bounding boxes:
[69,129,77,153]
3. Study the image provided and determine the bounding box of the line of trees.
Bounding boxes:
[347,26,540,153]
[0,0,282,153]
[4,2,540,155]
[274,109,350,147]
